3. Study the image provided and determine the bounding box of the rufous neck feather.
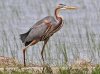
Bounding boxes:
[55,8,63,20]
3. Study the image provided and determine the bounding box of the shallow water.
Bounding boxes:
[0,0,100,65]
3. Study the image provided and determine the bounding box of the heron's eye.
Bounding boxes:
[58,4,66,8]
[59,4,65,5]
[59,4,64,5]
[57,4,66,8]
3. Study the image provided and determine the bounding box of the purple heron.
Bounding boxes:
[20,4,77,66]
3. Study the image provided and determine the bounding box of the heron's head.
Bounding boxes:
[57,4,77,10]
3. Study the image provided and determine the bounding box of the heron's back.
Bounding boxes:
[20,16,58,46]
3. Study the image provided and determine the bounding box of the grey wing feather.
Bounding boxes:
[32,16,57,26]
[23,16,57,43]
[25,23,48,42]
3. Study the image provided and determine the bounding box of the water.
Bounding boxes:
[0,0,100,65]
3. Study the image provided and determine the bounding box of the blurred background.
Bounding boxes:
[0,0,100,66]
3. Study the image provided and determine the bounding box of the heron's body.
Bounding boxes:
[20,4,77,66]
[20,16,62,46]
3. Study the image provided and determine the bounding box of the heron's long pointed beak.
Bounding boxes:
[64,6,77,10]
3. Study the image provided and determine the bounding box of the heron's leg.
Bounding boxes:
[41,38,49,62]
[23,40,38,67]
[23,48,26,67]
[41,38,49,73]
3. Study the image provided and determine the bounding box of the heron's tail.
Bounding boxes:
[20,33,32,46]
[20,29,31,43]
[20,33,28,43]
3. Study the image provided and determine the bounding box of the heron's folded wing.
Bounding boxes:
[25,23,48,42]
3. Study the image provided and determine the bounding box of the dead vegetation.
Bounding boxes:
[0,56,18,67]
[0,57,99,74]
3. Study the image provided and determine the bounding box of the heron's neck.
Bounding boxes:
[55,8,63,25]
[55,8,60,19]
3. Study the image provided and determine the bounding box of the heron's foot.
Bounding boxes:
[42,64,53,74]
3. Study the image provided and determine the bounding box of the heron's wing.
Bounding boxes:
[25,23,48,42]
[22,16,57,43]
[32,16,57,26]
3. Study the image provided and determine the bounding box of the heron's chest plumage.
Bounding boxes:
[45,21,63,40]
[52,18,63,33]
[54,22,63,32]
[40,17,63,41]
